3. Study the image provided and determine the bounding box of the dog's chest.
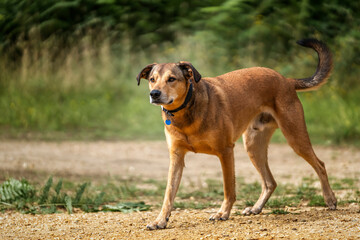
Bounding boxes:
[167,119,223,155]
[181,133,219,154]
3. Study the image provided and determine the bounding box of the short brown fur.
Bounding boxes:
[137,39,337,230]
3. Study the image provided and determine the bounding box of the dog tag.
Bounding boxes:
[165,119,171,125]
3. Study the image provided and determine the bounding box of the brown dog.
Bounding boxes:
[137,39,337,230]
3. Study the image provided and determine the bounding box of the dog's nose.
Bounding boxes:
[150,90,162,99]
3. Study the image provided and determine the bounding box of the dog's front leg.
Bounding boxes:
[209,147,236,221]
[146,149,185,230]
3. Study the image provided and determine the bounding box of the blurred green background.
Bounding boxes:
[0,0,359,145]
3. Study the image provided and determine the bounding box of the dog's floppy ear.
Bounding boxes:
[136,63,156,85]
[177,61,202,83]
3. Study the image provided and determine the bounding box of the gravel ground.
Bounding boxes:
[1,207,359,239]
[0,141,360,239]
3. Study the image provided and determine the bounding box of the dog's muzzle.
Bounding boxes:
[150,90,162,104]
[150,90,162,100]
[149,90,173,105]
[150,90,167,104]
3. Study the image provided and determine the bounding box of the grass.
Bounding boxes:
[1,176,358,214]
[270,209,290,215]
[0,34,359,145]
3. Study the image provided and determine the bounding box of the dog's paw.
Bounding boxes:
[209,212,230,221]
[146,219,168,230]
[242,207,262,216]
[325,195,337,210]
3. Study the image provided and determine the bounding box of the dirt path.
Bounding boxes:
[1,207,360,239]
[1,141,360,184]
[0,141,360,239]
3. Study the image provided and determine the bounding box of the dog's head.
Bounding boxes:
[136,62,201,108]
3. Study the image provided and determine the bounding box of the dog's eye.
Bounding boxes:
[149,77,155,83]
[168,77,176,83]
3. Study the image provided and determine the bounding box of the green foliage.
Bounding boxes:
[0,178,35,203]
[39,176,53,204]
[296,178,318,200]
[102,202,150,213]
[238,176,359,210]
[299,89,360,145]
[308,195,326,207]
[0,1,359,144]
[330,177,356,190]
[64,195,73,214]
[0,177,151,214]
[54,179,63,196]
[270,209,290,215]
[237,180,262,203]
[74,183,87,204]
[267,197,300,208]
[1,176,359,214]
[178,179,224,200]
[0,0,216,54]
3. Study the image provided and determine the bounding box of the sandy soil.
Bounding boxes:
[1,141,359,184]
[0,141,360,239]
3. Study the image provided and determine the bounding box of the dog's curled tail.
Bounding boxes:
[294,38,333,91]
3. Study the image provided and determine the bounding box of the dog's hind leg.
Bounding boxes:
[242,113,278,215]
[275,95,337,210]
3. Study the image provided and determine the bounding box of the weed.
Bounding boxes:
[178,179,224,200]
[270,209,290,215]
[237,180,262,206]
[0,178,35,203]
[244,200,256,207]
[64,195,73,214]
[238,177,359,210]
[331,177,356,190]
[102,202,150,213]
[1,176,358,214]
[0,177,151,214]
[267,196,300,208]
[308,195,326,207]
[39,176,53,204]
[233,211,243,216]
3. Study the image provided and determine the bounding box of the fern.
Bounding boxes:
[39,176,53,204]
[0,177,151,214]
[94,192,105,209]
[64,195,73,214]
[74,183,87,204]
[54,179,63,196]
[102,202,151,213]
[0,179,35,203]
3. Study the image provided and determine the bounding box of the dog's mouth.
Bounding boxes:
[150,98,173,105]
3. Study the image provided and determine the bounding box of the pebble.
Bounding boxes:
[1,208,360,239]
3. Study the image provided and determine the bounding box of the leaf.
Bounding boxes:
[54,179,63,196]
[39,1,81,19]
[271,209,290,215]
[74,183,87,204]
[0,178,35,203]
[39,176,53,204]
[97,0,116,4]
[64,195,73,214]
[94,192,105,209]
[102,202,150,213]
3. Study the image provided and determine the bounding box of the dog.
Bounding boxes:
[137,39,337,230]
